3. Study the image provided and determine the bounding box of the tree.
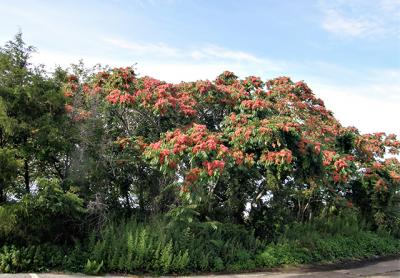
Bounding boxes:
[0,33,71,199]
[82,68,400,231]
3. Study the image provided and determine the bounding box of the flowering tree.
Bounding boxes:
[63,67,400,230]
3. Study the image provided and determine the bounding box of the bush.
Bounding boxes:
[256,217,400,268]
[0,205,16,244]
[0,179,85,245]
[0,245,67,273]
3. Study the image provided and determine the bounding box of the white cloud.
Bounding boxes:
[190,45,262,63]
[103,37,181,57]
[302,65,400,135]
[319,0,400,38]
[321,9,378,37]
[313,82,399,136]
[381,0,400,15]
[102,37,285,72]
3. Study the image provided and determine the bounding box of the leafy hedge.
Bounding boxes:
[256,231,400,268]
[1,216,399,274]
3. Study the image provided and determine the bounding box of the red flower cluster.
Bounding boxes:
[215,71,238,85]
[277,122,300,132]
[322,151,355,183]
[67,75,78,82]
[106,89,135,104]
[356,133,400,159]
[390,171,400,182]
[203,160,225,176]
[322,150,337,166]
[375,178,387,191]
[241,99,271,110]
[195,80,213,94]
[73,110,92,121]
[185,167,201,183]
[260,149,293,165]
[334,159,348,171]
[91,70,198,117]
[159,149,170,164]
[64,104,73,113]
[243,76,263,88]
[297,139,321,154]
[146,124,230,178]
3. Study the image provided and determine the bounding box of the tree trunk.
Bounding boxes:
[138,177,145,217]
[0,184,5,203]
[24,158,30,193]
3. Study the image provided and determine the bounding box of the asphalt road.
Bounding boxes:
[0,258,399,278]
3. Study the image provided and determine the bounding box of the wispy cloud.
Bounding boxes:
[102,37,286,73]
[319,0,400,38]
[321,9,380,37]
[103,37,181,57]
[190,45,263,63]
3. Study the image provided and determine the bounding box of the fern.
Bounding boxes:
[84,259,103,275]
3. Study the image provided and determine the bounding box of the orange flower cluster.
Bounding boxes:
[146,124,230,179]
[231,150,255,166]
[106,89,135,104]
[297,138,321,154]
[64,104,73,113]
[203,160,225,176]
[276,122,301,132]
[356,133,400,159]
[375,178,388,191]
[322,150,337,166]
[241,99,271,110]
[260,149,293,165]
[185,168,201,183]
[243,76,263,88]
[390,171,400,182]
[91,69,198,117]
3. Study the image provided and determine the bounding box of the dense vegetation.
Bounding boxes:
[0,33,399,274]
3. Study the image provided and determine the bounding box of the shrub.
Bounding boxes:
[255,213,400,268]
[2,179,85,245]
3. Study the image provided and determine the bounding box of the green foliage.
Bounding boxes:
[1,178,85,244]
[0,206,16,240]
[256,216,400,268]
[0,244,66,273]
[82,217,262,274]
[84,259,103,275]
[0,216,399,274]
[256,232,400,267]
[0,148,22,203]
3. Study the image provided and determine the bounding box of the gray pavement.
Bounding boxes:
[0,259,399,278]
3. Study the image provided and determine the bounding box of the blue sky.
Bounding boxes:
[1,0,399,135]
